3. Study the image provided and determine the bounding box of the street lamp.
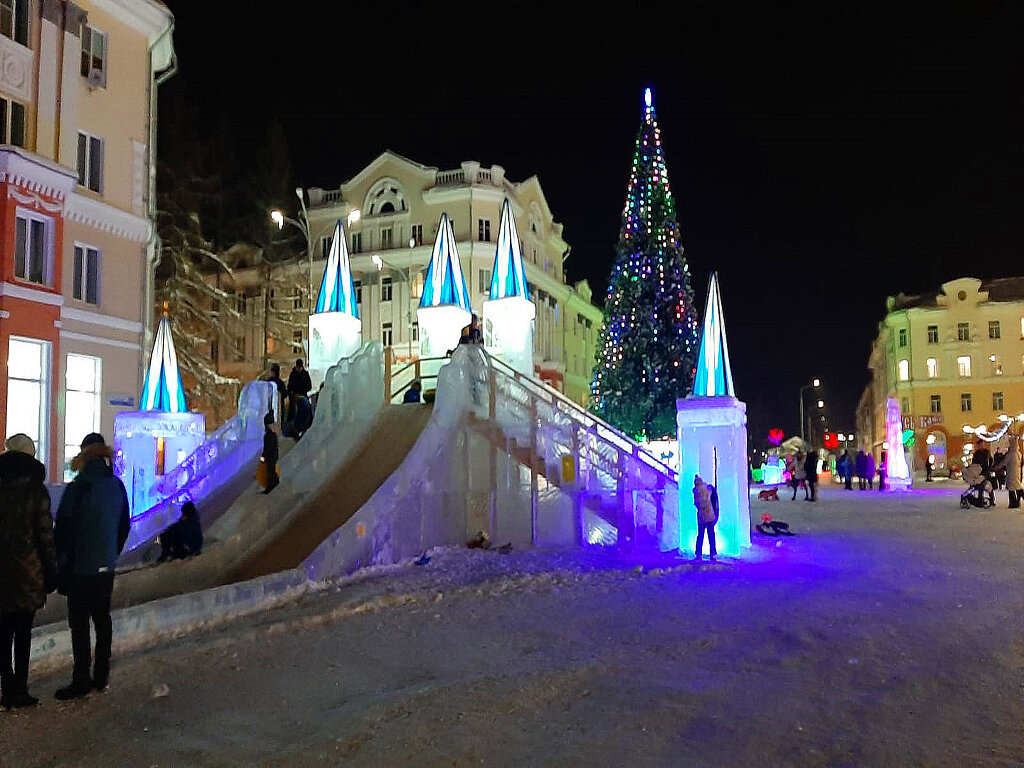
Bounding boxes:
[372,252,415,359]
[798,377,821,443]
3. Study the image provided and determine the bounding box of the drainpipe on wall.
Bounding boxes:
[141,17,176,398]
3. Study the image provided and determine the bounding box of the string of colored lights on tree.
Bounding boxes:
[590,87,699,440]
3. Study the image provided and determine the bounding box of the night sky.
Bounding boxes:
[162,3,1024,445]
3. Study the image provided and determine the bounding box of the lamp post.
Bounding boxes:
[372,251,415,360]
[799,377,821,443]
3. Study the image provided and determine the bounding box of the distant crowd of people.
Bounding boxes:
[785,448,889,500]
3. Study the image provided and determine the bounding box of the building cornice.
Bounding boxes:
[65,192,152,242]
[0,281,63,305]
[59,329,140,350]
[89,0,172,41]
[60,305,142,333]
[0,148,77,199]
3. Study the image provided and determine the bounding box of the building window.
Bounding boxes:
[0,0,27,46]
[897,359,909,381]
[72,244,100,304]
[80,25,107,84]
[961,393,972,412]
[930,394,941,413]
[898,328,907,347]
[927,325,939,343]
[6,337,50,468]
[926,357,938,379]
[77,132,104,193]
[957,322,970,342]
[989,320,1001,339]
[14,211,51,285]
[380,227,393,249]
[63,354,101,481]
[412,321,419,342]
[381,277,392,302]
[293,330,303,351]
[478,219,491,242]
[993,391,1004,411]
[479,268,491,294]
[411,224,423,246]
[382,321,393,346]
[0,95,25,147]
[411,269,425,299]
[901,397,909,415]
[353,280,361,304]
[989,354,1002,376]
[351,232,362,254]
[320,236,332,257]
[957,355,971,377]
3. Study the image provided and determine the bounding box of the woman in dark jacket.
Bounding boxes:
[0,435,57,708]
[804,449,819,501]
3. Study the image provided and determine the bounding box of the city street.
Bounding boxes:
[2,483,1023,766]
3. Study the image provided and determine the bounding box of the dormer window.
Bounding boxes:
[365,179,406,216]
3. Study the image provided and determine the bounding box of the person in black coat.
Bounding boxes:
[262,412,280,494]
[157,501,203,562]
[283,395,313,441]
[804,449,819,502]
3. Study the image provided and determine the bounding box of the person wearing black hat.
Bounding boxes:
[53,433,130,700]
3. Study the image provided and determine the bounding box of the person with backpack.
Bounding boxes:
[693,475,719,562]
[53,433,130,699]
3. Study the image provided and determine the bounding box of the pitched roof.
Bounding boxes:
[489,198,530,301]
[420,213,471,311]
[692,272,735,397]
[141,316,187,412]
[314,220,359,318]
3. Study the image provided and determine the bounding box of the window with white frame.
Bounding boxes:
[957,322,970,341]
[80,24,107,84]
[0,0,27,45]
[380,227,393,249]
[411,223,423,246]
[412,321,418,342]
[930,394,941,413]
[351,232,362,253]
[63,354,101,480]
[898,328,907,347]
[6,337,50,468]
[989,320,1001,339]
[73,244,100,304]
[961,393,972,412]
[927,325,939,343]
[382,322,393,346]
[320,235,332,257]
[14,210,51,285]
[0,94,25,147]
[77,132,103,192]
[993,391,1004,411]
[926,357,938,378]
[479,268,491,294]
[353,280,361,304]
[897,359,909,381]
[990,354,1002,375]
[478,219,491,242]
[381,277,392,302]
[957,355,971,377]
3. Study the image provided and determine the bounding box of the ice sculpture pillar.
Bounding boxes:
[883,396,911,490]
[483,198,535,377]
[417,213,472,381]
[677,272,751,557]
[309,220,362,390]
[114,314,204,517]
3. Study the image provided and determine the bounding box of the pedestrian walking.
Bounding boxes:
[53,433,130,699]
[788,451,807,500]
[692,475,718,562]
[865,452,876,490]
[994,439,1022,508]
[804,449,819,501]
[0,434,56,709]
[855,449,868,490]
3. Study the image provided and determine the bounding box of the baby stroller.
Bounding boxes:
[961,458,995,508]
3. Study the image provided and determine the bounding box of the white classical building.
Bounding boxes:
[300,151,603,405]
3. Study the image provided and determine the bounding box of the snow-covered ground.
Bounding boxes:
[3,483,1023,766]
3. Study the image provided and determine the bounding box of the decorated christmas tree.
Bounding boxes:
[591,88,700,439]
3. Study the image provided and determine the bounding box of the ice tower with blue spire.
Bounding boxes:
[676,272,751,557]
[417,213,472,379]
[309,220,362,389]
[483,198,535,376]
[114,306,205,516]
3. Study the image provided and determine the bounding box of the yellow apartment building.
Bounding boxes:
[0,0,175,480]
[858,276,1024,475]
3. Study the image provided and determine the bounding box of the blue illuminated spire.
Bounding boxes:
[489,198,530,301]
[420,213,471,311]
[692,272,735,397]
[141,315,187,412]
[314,220,359,317]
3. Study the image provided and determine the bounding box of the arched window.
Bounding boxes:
[897,359,910,381]
[926,358,938,379]
[364,179,406,217]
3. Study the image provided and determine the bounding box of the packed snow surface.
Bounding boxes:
[3,484,1023,766]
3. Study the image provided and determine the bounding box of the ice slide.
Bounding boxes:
[299,346,681,582]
